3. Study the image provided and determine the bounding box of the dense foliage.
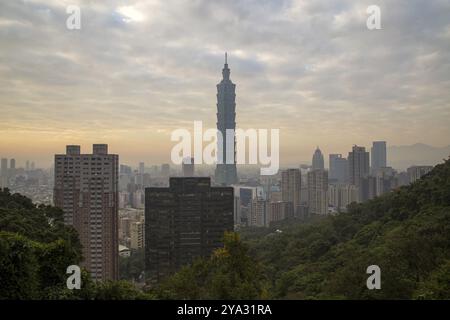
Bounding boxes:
[153,232,270,299]
[119,248,145,282]
[242,158,450,299]
[0,189,150,300]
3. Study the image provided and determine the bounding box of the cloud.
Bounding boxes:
[0,0,449,166]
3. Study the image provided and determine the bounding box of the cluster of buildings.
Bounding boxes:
[233,142,433,227]
[39,56,436,285]
[0,157,52,204]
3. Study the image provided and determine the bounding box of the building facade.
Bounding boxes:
[307,169,329,215]
[329,154,348,183]
[281,169,302,214]
[407,165,433,183]
[371,141,387,174]
[250,197,268,227]
[145,177,233,283]
[312,147,325,170]
[182,157,195,177]
[54,144,119,281]
[130,220,144,250]
[0,158,7,188]
[268,201,294,224]
[348,145,370,186]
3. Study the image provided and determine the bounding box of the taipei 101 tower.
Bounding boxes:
[214,53,238,186]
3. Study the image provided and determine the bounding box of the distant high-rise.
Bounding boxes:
[215,53,238,186]
[359,176,377,202]
[348,145,370,186]
[54,144,119,281]
[0,158,7,188]
[9,159,15,170]
[281,169,302,214]
[312,147,324,170]
[329,184,359,211]
[407,165,433,183]
[371,141,387,173]
[26,160,30,171]
[161,163,170,177]
[30,161,35,170]
[268,201,294,224]
[182,157,195,177]
[120,164,132,175]
[307,169,329,215]
[145,177,233,283]
[233,185,260,226]
[139,162,145,175]
[329,154,348,183]
[130,220,144,250]
[250,197,268,227]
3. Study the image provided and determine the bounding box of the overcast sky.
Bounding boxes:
[1,0,449,168]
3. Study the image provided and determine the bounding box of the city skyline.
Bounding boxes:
[1,0,450,167]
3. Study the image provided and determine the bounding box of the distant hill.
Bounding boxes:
[388,143,450,170]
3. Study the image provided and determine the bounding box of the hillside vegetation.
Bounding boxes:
[244,158,450,299]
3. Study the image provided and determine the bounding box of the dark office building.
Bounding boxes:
[145,177,234,283]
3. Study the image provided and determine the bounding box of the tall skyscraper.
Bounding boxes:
[312,147,324,170]
[371,141,387,173]
[145,177,233,283]
[0,158,7,188]
[182,156,194,177]
[329,154,348,183]
[54,144,119,281]
[348,145,370,186]
[215,53,238,186]
[281,169,302,214]
[307,169,329,215]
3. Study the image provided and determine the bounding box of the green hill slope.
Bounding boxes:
[246,158,450,299]
[0,189,151,300]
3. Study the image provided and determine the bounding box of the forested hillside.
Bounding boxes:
[243,158,450,299]
[1,158,449,300]
[0,189,150,299]
[158,159,450,299]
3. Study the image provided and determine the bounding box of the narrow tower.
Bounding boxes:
[215,53,238,185]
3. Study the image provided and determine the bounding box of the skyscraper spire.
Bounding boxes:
[215,53,237,186]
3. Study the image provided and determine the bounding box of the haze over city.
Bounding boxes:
[1,0,450,167]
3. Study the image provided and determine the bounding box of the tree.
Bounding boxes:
[154,232,270,299]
